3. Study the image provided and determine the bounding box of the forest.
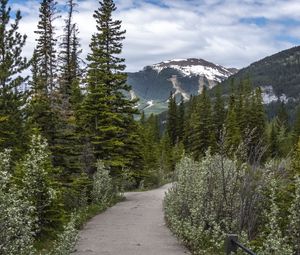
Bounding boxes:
[1,0,300,254]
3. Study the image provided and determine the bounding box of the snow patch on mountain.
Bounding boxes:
[151,58,234,82]
[261,86,288,104]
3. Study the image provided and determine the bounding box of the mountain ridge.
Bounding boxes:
[127,58,237,114]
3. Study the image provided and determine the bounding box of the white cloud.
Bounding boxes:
[9,0,300,72]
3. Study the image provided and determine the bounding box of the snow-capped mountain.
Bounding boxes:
[127,58,237,114]
[151,58,235,82]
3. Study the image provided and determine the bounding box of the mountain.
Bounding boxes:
[218,46,300,104]
[127,58,237,114]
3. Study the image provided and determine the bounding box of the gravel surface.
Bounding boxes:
[73,184,189,255]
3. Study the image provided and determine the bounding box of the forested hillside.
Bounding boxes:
[218,46,300,99]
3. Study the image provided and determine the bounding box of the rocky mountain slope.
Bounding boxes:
[127,58,237,114]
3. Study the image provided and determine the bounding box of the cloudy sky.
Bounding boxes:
[9,0,300,71]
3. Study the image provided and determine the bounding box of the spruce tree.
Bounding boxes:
[34,0,58,96]
[28,0,59,151]
[190,86,213,160]
[269,121,279,158]
[55,0,83,178]
[80,0,139,175]
[293,106,300,144]
[183,95,197,153]
[248,87,266,161]
[0,0,30,157]
[224,95,241,155]
[58,0,83,111]
[277,100,289,128]
[166,91,178,146]
[212,88,226,143]
[177,96,185,143]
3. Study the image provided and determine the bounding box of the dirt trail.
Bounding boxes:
[73,184,189,255]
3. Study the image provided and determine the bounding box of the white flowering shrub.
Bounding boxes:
[92,160,114,206]
[0,150,37,255]
[259,177,293,255]
[164,153,266,254]
[165,153,300,254]
[164,154,245,254]
[47,214,78,255]
[19,134,63,236]
[288,176,300,254]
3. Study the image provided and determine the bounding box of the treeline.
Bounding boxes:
[0,0,155,253]
[163,78,300,162]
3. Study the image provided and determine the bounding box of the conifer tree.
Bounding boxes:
[224,95,241,155]
[190,86,213,160]
[0,0,30,157]
[293,106,300,144]
[140,114,160,173]
[34,0,58,96]
[166,91,178,145]
[58,0,82,111]
[28,0,59,151]
[183,95,197,152]
[177,96,185,143]
[80,0,139,174]
[248,87,266,161]
[55,0,83,177]
[212,88,226,142]
[269,121,279,158]
[277,100,289,128]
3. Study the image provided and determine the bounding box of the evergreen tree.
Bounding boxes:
[177,96,185,143]
[293,106,300,144]
[224,95,241,155]
[140,114,160,173]
[248,87,266,161]
[277,100,289,128]
[190,86,213,160]
[80,0,139,175]
[58,0,83,111]
[212,88,226,142]
[0,0,30,157]
[34,0,58,96]
[54,0,84,181]
[28,0,60,153]
[183,95,197,152]
[166,91,178,145]
[269,121,279,158]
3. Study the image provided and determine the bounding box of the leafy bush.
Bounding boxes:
[164,153,300,254]
[92,161,115,206]
[0,150,37,255]
[47,214,78,255]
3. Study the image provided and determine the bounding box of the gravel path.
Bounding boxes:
[73,184,189,255]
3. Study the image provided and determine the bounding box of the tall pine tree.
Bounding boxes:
[166,91,178,146]
[190,86,213,160]
[28,0,59,150]
[80,0,139,175]
[0,0,30,157]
